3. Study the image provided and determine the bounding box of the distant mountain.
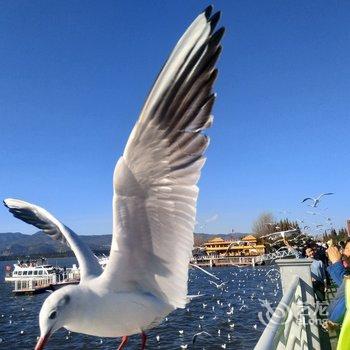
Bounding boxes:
[0,232,24,246]
[0,231,115,258]
[0,231,249,258]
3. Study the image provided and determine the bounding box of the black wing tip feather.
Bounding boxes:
[3,201,20,217]
[204,5,213,19]
[203,6,222,34]
[209,11,221,32]
[211,27,225,44]
[210,68,219,82]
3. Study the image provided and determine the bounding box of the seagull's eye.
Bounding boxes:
[49,311,57,320]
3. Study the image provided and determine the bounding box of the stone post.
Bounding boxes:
[276,258,313,293]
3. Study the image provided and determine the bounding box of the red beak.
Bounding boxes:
[34,331,51,350]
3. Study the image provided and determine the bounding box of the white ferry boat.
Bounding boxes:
[4,259,80,294]
[4,256,107,294]
[5,263,57,282]
[5,255,108,283]
[4,259,79,282]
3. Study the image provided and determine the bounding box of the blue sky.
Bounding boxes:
[1,0,349,236]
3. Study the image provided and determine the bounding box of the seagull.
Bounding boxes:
[209,280,228,290]
[227,307,234,314]
[3,6,224,350]
[192,331,212,344]
[302,193,334,207]
[205,213,219,223]
[260,229,298,240]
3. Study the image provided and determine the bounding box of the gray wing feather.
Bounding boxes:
[3,198,102,281]
[302,198,313,203]
[103,8,224,309]
[5,203,69,246]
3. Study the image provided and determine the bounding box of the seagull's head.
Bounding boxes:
[35,285,76,350]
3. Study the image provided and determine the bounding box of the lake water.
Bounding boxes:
[0,258,281,349]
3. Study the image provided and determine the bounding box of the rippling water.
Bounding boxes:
[0,258,281,349]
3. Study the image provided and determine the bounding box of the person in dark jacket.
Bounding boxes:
[327,241,350,323]
[305,246,327,301]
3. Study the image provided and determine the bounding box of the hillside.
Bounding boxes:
[0,231,248,258]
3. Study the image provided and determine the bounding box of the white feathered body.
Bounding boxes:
[62,282,173,337]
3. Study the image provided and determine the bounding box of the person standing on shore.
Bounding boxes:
[305,246,328,301]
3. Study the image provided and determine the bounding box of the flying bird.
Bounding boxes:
[301,193,334,207]
[3,6,224,350]
[260,229,298,240]
[205,213,219,223]
[209,280,228,290]
[192,331,212,344]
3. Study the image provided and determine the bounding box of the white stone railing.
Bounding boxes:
[253,250,297,264]
[254,259,321,350]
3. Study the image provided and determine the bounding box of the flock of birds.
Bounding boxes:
[0,266,282,349]
[259,192,335,251]
[299,192,335,234]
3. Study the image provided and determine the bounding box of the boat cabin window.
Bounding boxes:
[38,270,43,275]
[18,271,22,275]
[28,271,33,275]
[13,271,17,275]
[33,271,38,275]
[23,271,28,275]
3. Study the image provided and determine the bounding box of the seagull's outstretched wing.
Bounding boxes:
[192,331,212,344]
[317,192,334,200]
[102,7,223,309]
[3,198,102,281]
[302,197,314,203]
